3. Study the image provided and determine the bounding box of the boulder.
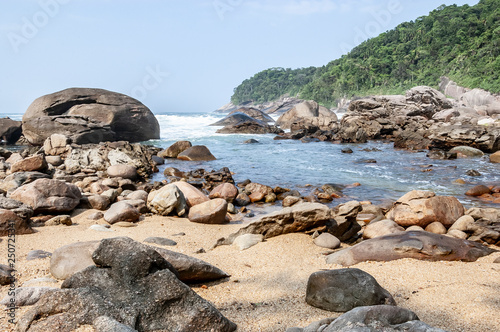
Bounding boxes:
[147,184,188,217]
[103,202,140,225]
[173,181,209,207]
[0,117,22,144]
[306,269,395,312]
[233,234,264,250]
[188,198,228,224]
[216,120,283,135]
[425,221,447,234]
[329,201,363,242]
[0,171,51,193]
[22,88,160,145]
[386,190,464,228]
[213,203,331,247]
[11,155,47,173]
[0,196,34,220]
[466,207,500,222]
[88,195,111,211]
[50,241,100,280]
[363,219,404,239]
[491,151,500,163]
[177,145,216,161]
[290,305,446,332]
[224,107,275,123]
[326,231,495,266]
[276,100,338,130]
[45,156,63,166]
[106,165,137,179]
[209,183,239,203]
[449,146,484,157]
[234,193,251,206]
[245,182,273,197]
[465,185,491,197]
[0,287,58,307]
[313,233,340,249]
[19,237,237,332]
[158,141,192,158]
[10,179,82,213]
[0,264,13,286]
[0,209,34,236]
[43,134,70,156]
[405,86,453,117]
[428,124,500,153]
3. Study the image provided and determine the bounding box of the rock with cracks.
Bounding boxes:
[17,237,237,332]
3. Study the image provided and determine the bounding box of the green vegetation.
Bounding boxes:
[231,0,500,107]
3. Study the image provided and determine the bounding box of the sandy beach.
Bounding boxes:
[1,208,499,332]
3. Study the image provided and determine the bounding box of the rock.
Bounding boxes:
[234,193,251,206]
[0,264,14,286]
[283,196,302,207]
[50,241,100,280]
[89,225,114,232]
[0,171,51,194]
[449,215,475,232]
[428,124,500,153]
[11,155,48,173]
[213,203,331,247]
[363,219,404,239]
[244,139,259,144]
[394,130,431,150]
[405,86,453,116]
[427,149,457,160]
[104,201,140,225]
[303,305,446,332]
[45,155,63,166]
[22,88,160,145]
[447,229,468,239]
[209,183,239,203]
[425,221,447,234]
[43,134,70,156]
[87,211,103,220]
[341,148,353,153]
[450,146,484,157]
[216,119,284,135]
[126,190,148,202]
[0,287,58,307]
[217,107,275,123]
[188,198,228,224]
[233,234,264,250]
[147,184,188,217]
[245,182,273,197]
[18,237,237,332]
[159,141,192,158]
[314,233,340,249]
[491,151,500,163]
[276,100,338,130]
[494,257,500,264]
[26,250,52,261]
[88,195,111,210]
[306,269,395,312]
[114,222,137,228]
[106,165,137,179]
[10,179,82,213]
[386,190,464,228]
[466,207,500,221]
[465,185,491,196]
[249,192,265,202]
[406,225,425,232]
[151,155,164,165]
[144,237,177,246]
[0,117,22,144]
[0,209,34,236]
[329,201,363,242]
[93,316,138,332]
[173,181,210,207]
[466,169,482,176]
[45,215,72,226]
[326,231,495,266]
[177,145,216,161]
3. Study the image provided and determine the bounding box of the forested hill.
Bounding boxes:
[231,0,500,107]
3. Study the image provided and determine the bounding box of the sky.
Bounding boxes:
[0,0,479,114]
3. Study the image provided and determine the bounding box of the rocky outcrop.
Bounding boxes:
[325,231,496,266]
[276,100,338,130]
[427,124,500,152]
[18,237,237,332]
[306,269,395,312]
[22,88,160,145]
[212,109,274,126]
[0,117,22,144]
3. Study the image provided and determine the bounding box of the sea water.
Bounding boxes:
[6,112,500,208]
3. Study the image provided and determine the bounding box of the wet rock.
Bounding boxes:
[235,193,251,206]
[466,169,482,176]
[216,119,283,135]
[326,231,495,266]
[173,181,209,207]
[144,237,177,247]
[363,219,404,239]
[244,139,259,144]
[177,145,216,161]
[341,148,353,154]
[306,269,395,312]
[158,141,192,158]
[209,183,239,203]
[10,179,82,214]
[188,198,228,224]
[19,237,237,332]
[450,146,484,157]
[386,190,464,228]
[313,233,340,249]
[0,209,34,236]
[393,130,431,150]
[106,165,137,179]
[151,155,164,165]
[427,150,457,160]
[104,201,140,225]
[22,88,160,145]
[147,184,188,217]
[465,185,491,197]
[0,117,22,144]
[233,234,264,250]
[11,155,48,173]
[491,151,500,163]
[245,182,273,198]
[283,196,302,207]
[214,203,331,247]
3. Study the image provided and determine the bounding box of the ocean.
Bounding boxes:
[5,112,500,208]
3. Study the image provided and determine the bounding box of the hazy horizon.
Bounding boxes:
[1,0,478,114]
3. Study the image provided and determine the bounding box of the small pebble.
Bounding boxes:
[89,224,114,232]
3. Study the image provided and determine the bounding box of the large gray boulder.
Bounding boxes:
[326,231,496,266]
[276,100,338,130]
[306,269,395,312]
[22,88,160,145]
[0,117,22,144]
[18,237,237,332]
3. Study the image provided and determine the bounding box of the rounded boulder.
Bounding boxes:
[188,198,228,224]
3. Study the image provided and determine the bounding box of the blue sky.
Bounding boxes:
[1,0,478,114]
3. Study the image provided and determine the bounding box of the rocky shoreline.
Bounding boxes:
[1,86,500,331]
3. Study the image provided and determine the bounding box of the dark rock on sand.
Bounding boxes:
[306,269,395,312]
[326,231,496,266]
[22,88,160,145]
[18,237,237,332]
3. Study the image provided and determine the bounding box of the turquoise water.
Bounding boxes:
[5,112,500,208]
